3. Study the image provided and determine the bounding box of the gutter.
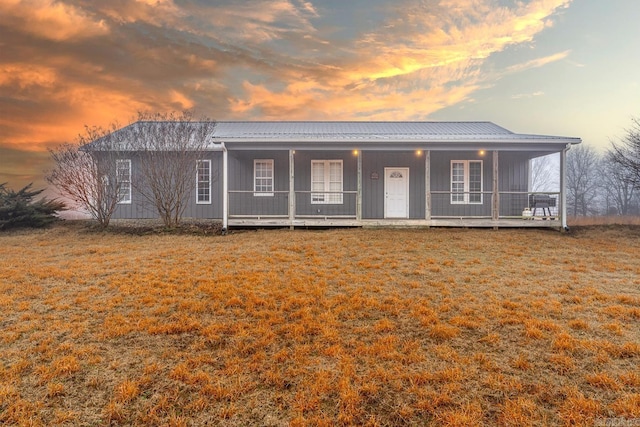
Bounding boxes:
[215,136,583,145]
[561,143,571,231]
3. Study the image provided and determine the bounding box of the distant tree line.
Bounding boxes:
[567,117,640,217]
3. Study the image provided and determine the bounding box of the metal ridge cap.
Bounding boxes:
[213,120,496,124]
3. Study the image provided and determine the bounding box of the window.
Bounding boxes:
[311,160,343,204]
[196,160,211,204]
[451,160,482,204]
[254,159,274,196]
[116,159,131,204]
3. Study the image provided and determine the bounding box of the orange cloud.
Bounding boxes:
[0,0,576,153]
[0,68,147,150]
[213,0,321,45]
[229,79,479,121]
[0,0,109,41]
[0,63,57,89]
[97,0,182,26]
[230,0,573,119]
[169,90,195,111]
[349,0,573,82]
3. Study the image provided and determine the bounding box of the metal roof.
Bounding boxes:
[213,121,512,139]
[84,121,581,152]
[83,121,216,151]
[210,121,581,145]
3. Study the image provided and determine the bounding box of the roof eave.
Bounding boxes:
[215,136,582,151]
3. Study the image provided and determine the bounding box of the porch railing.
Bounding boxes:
[430,191,493,218]
[228,191,289,218]
[228,190,560,221]
[431,191,560,219]
[228,190,357,219]
[499,192,560,219]
[293,191,357,218]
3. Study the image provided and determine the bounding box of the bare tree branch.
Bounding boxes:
[46,124,126,228]
[600,151,637,215]
[127,111,216,227]
[609,117,640,189]
[530,154,559,192]
[566,144,602,216]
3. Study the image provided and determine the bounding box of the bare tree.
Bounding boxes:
[609,117,640,189]
[127,111,216,228]
[46,124,126,228]
[530,154,559,192]
[566,144,602,216]
[600,152,637,215]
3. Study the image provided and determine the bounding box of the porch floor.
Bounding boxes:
[227,218,562,229]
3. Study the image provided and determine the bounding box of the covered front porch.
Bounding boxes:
[220,148,567,230]
[209,121,579,231]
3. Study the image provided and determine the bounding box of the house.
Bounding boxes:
[93,121,582,229]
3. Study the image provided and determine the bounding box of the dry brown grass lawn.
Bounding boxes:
[1,223,639,426]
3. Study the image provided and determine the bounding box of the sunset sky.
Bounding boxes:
[1,0,639,191]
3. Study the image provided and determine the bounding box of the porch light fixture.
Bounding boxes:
[353,149,359,156]
[479,150,486,156]
[416,149,423,156]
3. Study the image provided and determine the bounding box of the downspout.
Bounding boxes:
[492,150,499,224]
[289,149,295,229]
[356,150,362,222]
[425,150,431,222]
[560,143,570,231]
[221,142,228,232]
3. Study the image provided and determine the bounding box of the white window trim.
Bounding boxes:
[116,159,131,204]
[253,159,274,197]
[196,159,211,204]
[311,159,343,205]
[450,160,483,205]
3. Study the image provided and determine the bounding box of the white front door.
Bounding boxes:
[384,167,409,218]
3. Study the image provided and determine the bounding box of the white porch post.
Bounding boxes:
[492,150,499,222]
[289,149,295,229]
[357,150,362,221]
[425,150,431,221]
[560,145,569,230]
[222,143,228,231]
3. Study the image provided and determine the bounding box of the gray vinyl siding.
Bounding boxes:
[183,153,223,219]
[228,151,289,217]
[294,151,357,217]
[362,151,425,219]
[429,151,530,217]
[108,148,531,221]
[430,152,492,217]
[498,152,530,217]
[113,154,155,219]
[113,152,223,220]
